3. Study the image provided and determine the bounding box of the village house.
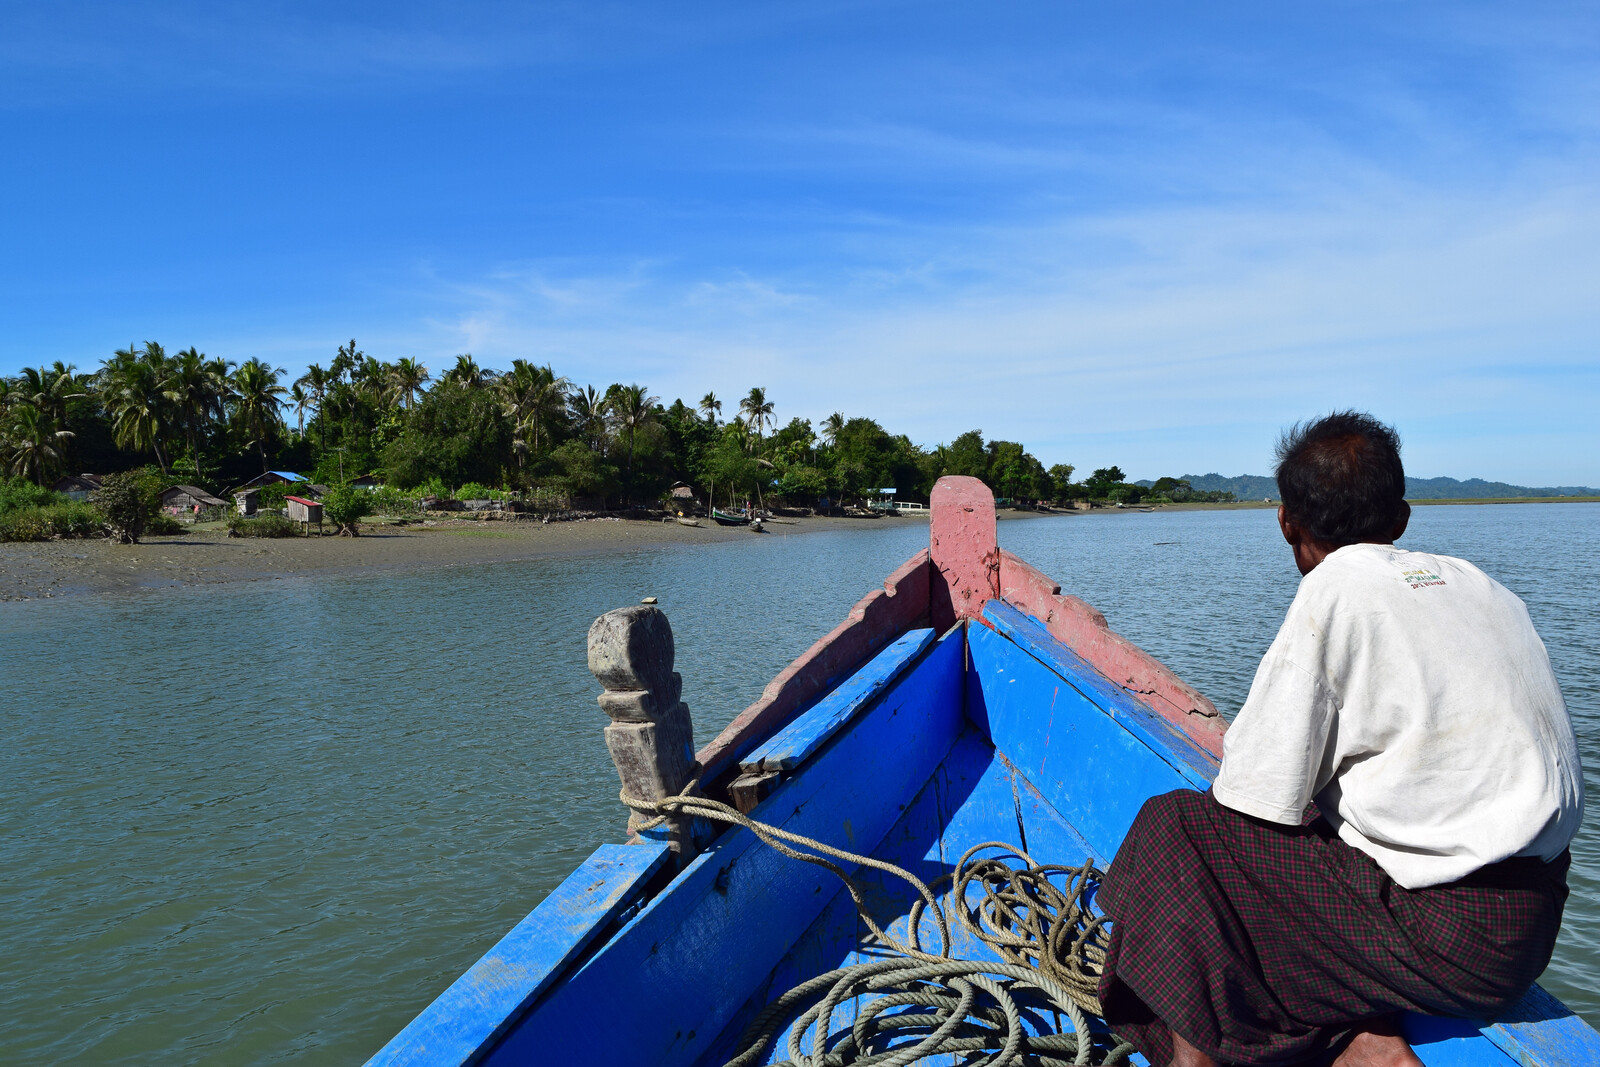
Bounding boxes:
[50,473,103,501]
[159,485,229,523]
[667,481,700,514]
[231,471,316,515]
[285,494,324,532]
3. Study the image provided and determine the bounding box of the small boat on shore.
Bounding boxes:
[677,517,701,527]
[711,507,751,526]
[369,477,1597,1067]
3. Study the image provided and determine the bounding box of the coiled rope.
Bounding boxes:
[952,843,1110,1017]
[622,783,1132,1066]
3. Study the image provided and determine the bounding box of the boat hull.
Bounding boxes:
[368,477,1597,1067]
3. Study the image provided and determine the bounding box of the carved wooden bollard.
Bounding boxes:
[587,605,696,852]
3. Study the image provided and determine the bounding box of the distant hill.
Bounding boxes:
[1135,473,1600,501]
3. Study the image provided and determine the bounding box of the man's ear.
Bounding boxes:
[1277,504,1300,546]
[1389,500,1411,542]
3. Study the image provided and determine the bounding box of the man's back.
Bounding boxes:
[1214,543,1584,888]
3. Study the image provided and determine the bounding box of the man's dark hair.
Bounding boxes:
[1274,411,1405,546]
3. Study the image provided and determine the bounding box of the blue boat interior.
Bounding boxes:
[371,599,1597,1067]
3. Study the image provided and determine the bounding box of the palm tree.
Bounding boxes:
[15,364,85,424]
[164,347,226,481]
[296,363,332,447]
[289,382,311,437]
[3,403,74,484]
[499,361,570,468]
[445,354,485,388]
[103,345,174,475]
[698,392,722,427]
[568,385,610,451]
[739,387,774,446]
[391,358,430,409]
[231,358,288,473]
[609,383,658,504]
[822,411,845,447]
[355,356,398,409]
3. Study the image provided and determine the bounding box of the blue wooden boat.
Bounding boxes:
[369,477,1598,1066]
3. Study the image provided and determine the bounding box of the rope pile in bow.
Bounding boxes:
[621,784,1131,1066]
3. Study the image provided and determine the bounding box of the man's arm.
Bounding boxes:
[1212,652,1337,825]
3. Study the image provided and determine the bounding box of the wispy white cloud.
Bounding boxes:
[375,169,1598,483]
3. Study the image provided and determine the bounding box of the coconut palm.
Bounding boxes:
[3,403,75,484]
[822,411,845,447]
[296,363,333,446]
[15,364,85,424]
[609,383,658,503]
[698,392,722,426]
[568,385,610,452]
[103,345,175,475]
[164,347,227,480]
[499,361,570,468]
[230,358,288,473]
[445,354,486,388]
[739,387,774,446]
[391,357,430,409]
[353,356,398,409]
[289,382,311,437]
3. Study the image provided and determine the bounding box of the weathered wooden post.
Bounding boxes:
[587,605,697,855]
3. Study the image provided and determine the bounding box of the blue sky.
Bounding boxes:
[2,2,1597,483]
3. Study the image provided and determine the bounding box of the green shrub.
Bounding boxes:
[146,513,188,535]
[0,502,105,542]
[455,481,508,500]
[0,477,64,516]
[227,513,300,538]
[97,471,148,543]
[0,510,49,542]
[366,486,420,516]
[323,484,372,535]
[44,501,103,537]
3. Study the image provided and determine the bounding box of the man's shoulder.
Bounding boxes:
[1302,544,1514,616]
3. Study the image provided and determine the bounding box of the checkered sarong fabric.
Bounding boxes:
[1096,789,1569,1066]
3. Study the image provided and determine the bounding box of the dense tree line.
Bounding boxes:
[0,341,1223,508]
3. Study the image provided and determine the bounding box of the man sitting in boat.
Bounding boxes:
[1096,411,1583,1067]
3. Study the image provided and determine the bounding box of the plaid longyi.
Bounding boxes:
[1096,789,1569,1066]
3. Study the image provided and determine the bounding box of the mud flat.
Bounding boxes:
[0,511,1072,602]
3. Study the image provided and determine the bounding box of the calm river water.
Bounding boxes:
[2,503,1595,1063]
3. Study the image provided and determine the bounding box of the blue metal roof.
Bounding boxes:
[272,471,309,481]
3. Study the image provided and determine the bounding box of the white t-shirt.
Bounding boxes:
[1212,542,1583,889]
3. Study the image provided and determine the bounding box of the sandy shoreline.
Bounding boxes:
[0,513,971,602]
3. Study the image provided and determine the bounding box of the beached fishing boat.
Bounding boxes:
[712,507,752,526]
[369,477,1597,1066]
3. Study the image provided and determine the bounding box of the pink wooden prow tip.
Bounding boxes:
[929,476,1001,631]
[929,475,1224,760]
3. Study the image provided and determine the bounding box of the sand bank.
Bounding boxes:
[0,511,1066,602]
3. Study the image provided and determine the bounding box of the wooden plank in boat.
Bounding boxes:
[366,841,671,1067]
[738,626,936,773]
[1481,982,1600,1066]
[483,629,967,1066]
[982,600,1218,785]
[967,614,1202,860]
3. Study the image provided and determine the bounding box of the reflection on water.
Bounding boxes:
[1,503,1594,1063]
